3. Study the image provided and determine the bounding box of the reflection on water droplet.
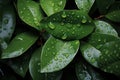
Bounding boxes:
[82,17,87,23]
[59,1,63,5]
[62,34,67,40]
[4,19,9,24]
[62,12,67,18]
[48,22,55,29]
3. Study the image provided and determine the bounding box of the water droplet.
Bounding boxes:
[4,19,9,24]
[23,8,26,10]
[55,57,58,60]
[47,48,50,50]
[72,31,75,34]
[61,22,64,26]
[62,12,67,18]
[51,3,54,6]
[77,24,81,27]
[77,15,80,18]
[53,52,55,55]
[48,22,55,29]
[62,34,67,40]
[58,1,63,5]
[75,41,79,44]
[20,11,23,14]
[52,46,54,48]
[18,37,23,41]
[81,17,87,23]
[55,8,58,11]
[38,63,41,66]
[105,50,109,54]
[98,39,101,42]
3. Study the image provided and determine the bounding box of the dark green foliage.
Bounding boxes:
[0,0,120,80]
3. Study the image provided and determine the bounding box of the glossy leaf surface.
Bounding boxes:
[41,10,95,40]
[0,4,16,42]
[29,47,63,80]
[94,20,118,37]
[41,36,80,72]
[17,0,43,30]
[75,0,95,13]
[40,0,66,16]
[1,32,38,59]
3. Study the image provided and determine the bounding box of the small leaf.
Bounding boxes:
[17,0,43,30]
[1,32,38,59]
[80,42,101,68]
[7,53,31,77]
[41,36,80,73]
[29,47,63,80]
[40,0,66,16]
[105,10,120,22]
[94,20,118,37]
[75,0,95,13]
[0,4,16,42]
[41,10,95,40]
[88,33,119,49]
[75,59,107,80]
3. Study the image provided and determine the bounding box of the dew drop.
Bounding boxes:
[4,19,9,24]
[58,1,63,6]
[38,63,41,66]
[62,12,67,18]
[61,22,64,26]
[51,3,54,6]
[72,31,75,34]
[48,22,55,29]
[75,41,79,44]
[81,17,87,23]
[62,34,67,40]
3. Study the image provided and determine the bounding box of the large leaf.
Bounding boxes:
[0,4,16,42]
[80,40,120,77]
[75,0,95,13]
[7,52,31,77]
[41,36,80,73]
[96,0,115,14]
[40,0,66,16]
[41,10,95,40]
[29,47,63,80]
[75,59,107,80]
[94,20,118,37]
[17,0,43,30]
[105,10,120,22]
[1,32,38,59]
[88,33,119,49]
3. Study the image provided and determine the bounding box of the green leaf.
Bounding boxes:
[29,47,63,80]
[75,59,107,80]
[75,0,95,13]
[105,10,120,22]
[98,41,120,76]
[40,0,66,16]
[17,0,43,30]
[96,0,115,14]
[41,10,95,40]
[1,32,38,59]
[41,36,80,73]
[88,33,119,49]
[80,42,101,68]
[0,4,16,42]
[7,53,31,77]
[94,20,118,37]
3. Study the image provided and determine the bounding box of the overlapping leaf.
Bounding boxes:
[1,32,38,59]
[40,0,66,16]
[29,47,63,80]
[41,10,95,40]
[75,0,95,13]
[0,4,16,42]
[41,36,80,73]
[17,0,43,30]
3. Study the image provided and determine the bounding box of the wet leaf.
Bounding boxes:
[88,33,119,49]
[40,0,66,16]
[17,0,43,30]
[41,10,95,40]
[1,32,38,59]
[7,53,31,77]
[80,42,101,68]
[29,47,63,80]
[75,0,95,13]
[41,36,80,73]
[0,4,16,42]
[105,10,120,22]
[94,20,118,37]
[75,59,107,80]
